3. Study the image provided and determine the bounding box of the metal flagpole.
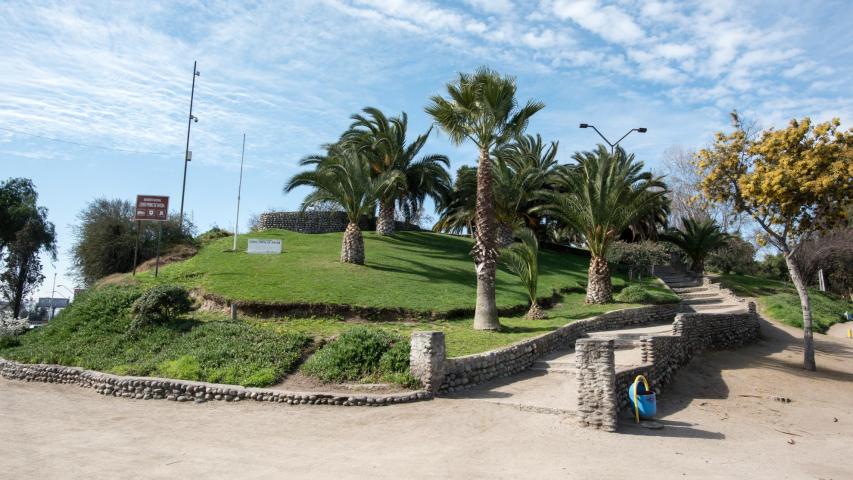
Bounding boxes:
[179,61,200,231]
[233,133,246,251]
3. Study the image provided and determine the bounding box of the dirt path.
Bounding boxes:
[3,315,852,479]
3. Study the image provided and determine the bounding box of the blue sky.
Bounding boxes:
[1,0,851,299]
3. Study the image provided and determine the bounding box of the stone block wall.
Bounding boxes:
[257,211,421,234]
[0,359,430,407]
[609,303,760,414]
[413,304,679,394]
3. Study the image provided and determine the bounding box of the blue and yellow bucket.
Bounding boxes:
[628,375,657,422]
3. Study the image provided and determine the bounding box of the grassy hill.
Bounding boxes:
[139,230,601,313]
[719,274,852,333]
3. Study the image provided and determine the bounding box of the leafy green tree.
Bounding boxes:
[0,181,56,318]
[0,178,38,257]
[426,68,544,330]
[697,113,852,370]
[342,108,451,234]
[433,166,477,235]
[706,234,756,275]
[285,146,391,264]
[661,217,730,274]
[500,228,544,319]
[536,145,667,304]
[606,241,670,280]
[71,198,195,285]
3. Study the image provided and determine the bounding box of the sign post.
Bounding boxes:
[134,195,170,277]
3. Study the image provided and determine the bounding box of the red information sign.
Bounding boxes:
[135,195,170,221]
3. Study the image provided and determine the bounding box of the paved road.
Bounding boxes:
[4,316,852,479]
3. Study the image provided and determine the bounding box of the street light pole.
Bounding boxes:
[179,61,200,231]
[579,124,647,154]
[49,271,57,321]
[233,133,246,252]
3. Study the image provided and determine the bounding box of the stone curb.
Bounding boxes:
[0,358,431,407]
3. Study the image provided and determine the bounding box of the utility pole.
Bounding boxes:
[49,271,57,322]
[179,61,200,231]
[233,133,246,251]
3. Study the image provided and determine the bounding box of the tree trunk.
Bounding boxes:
[784,253,816,371]
[11,260,28,319]
[690,258,704,275]
[472,147,500,330]
[525,301,546,320]
[340,222,365,265]
[496,222,514,248]
[586,255,612,304]
[376,201,395,236]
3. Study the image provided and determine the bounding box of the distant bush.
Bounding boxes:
[615,284,679,304]
[302,327,415,386]
[607,241,670,279]
[197,227,231,245]
[0,335,21,348]
[707,235,756,275]
[129,285,193,331]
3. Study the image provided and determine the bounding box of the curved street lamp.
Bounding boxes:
[579,124,647,154]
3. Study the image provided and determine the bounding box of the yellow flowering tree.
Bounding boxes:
[696,112,852,371]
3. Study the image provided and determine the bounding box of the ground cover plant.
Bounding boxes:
[139,230,596,313]
[0,285,309,387]
[719,274,852,333]
[301,326,417,387]
[253,285,670,358]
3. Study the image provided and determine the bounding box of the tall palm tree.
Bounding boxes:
[500,228,544,319]
[343,107,450,235]
[536,145,667,304]
[426,68,544,330]
[662,216,729,274]
[284,146,389,264]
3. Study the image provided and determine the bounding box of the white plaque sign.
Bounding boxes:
[247,239,282,254]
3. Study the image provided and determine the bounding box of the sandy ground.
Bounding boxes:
[2,317,853,480]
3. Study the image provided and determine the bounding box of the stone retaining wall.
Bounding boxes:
[257,211,420,234]
[409,304,679,394]
[581,304,761,424]
[0,359,430,407]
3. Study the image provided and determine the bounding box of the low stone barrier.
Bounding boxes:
[409,304,679,394]
[577,302,761,428]
[257,211,420,234]
[0,359,430,407]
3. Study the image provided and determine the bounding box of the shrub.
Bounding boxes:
[707,235,756,275]
[302,327,413,385]
[615,284,679,304]
[607,241,670,279]
[0,335,21,349]
[196,227,231,245]
[129,285,193,331]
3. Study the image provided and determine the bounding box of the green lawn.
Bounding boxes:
[138,230,595,313]
[247,291,651,357]
[719,274,852,333]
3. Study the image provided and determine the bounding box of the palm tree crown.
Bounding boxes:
[662,216,729,274]
[536,145,667,303]
[342,107,450,231]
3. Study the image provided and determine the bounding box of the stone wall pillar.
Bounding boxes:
[410,331,446,393]
[575,338,617,432]
[747,301,757,315]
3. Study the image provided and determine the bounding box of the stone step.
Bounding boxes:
[688,303,742,311]
[665,281,703,288]
[530,360,577,375]
[682,297,728,305]
[679,292,720,299]
[659,276,699,283]
[672,286,711,293]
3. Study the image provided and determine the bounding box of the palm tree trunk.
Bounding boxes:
[472,147,500,330]
[496,222,514,248]
[340,222,365,265]
[784,252,816,371]
[525,301,546,319]
[586,255,612,304]
[376,200,395,236]
[690,258,704,275]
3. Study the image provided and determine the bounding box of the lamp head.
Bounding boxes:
[579,123,589,128]
[637,127,647,133]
